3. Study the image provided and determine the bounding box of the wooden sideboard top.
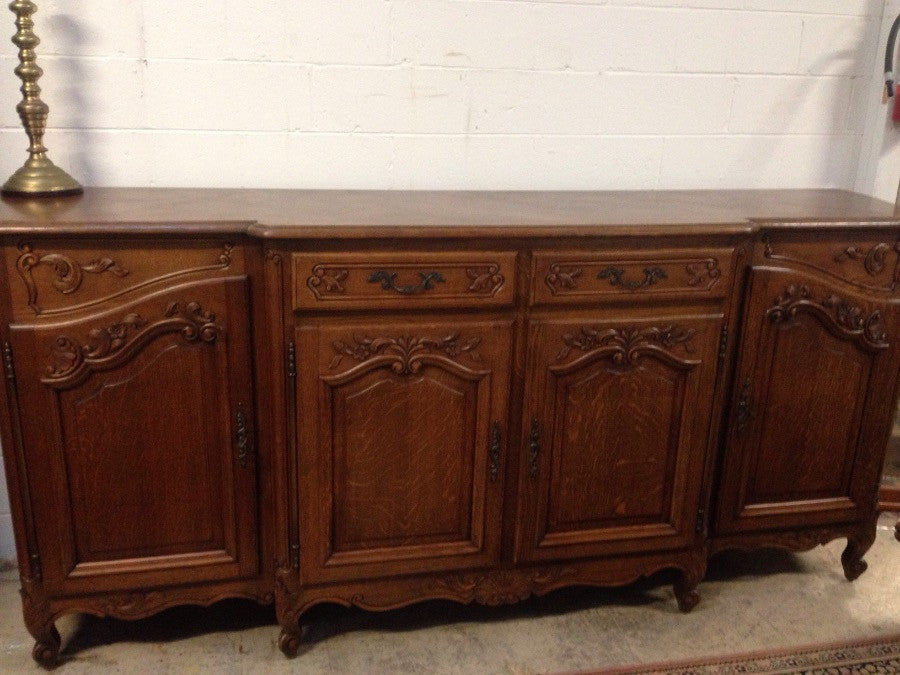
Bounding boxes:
[0,188,896,239]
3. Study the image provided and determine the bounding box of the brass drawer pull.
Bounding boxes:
[598,266,667,291]
[368,270,446,295]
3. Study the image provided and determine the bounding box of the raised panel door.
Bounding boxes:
[296,318,512,583]
[6,276,259,594]
[715,266,899,534]
[515,309,724,562]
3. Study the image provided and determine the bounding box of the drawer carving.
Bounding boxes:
[834,243,895,276]
[545,264,583,293]
[766,284,888,350]
[12,242,235,316]
[330,332,482,374]
[466,265,505,294]
[44,301,222,388]
[533,249,732,305]
[686,259,723,288]
[308,265,349,294]
[293,251,516,310]
[763,236,900,293]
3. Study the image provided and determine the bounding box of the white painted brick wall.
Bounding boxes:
[0,0,890,191]
[0,0,897,560]
[857,1,900,202]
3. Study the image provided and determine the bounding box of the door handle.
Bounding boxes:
[235,403,252,468]
[528,418,540,478]
[368,270,446,295]
[489,421,501,482]
[735,379,754,435]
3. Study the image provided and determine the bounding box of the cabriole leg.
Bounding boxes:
[841,522,877,582]
[278,625,302,659]
[673,566,703,613]
[31,623,60,670]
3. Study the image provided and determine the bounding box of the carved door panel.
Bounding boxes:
[715,267,899,534]
[515,310,724,563]
[296,318,512,584]
[7,276,258,594]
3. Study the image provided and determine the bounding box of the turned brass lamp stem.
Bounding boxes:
[2,0,81,197]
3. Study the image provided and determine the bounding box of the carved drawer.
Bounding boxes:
[531,247,734,306]
[291,251,517,311]
[761,230,900,295]
[4,239,242,319]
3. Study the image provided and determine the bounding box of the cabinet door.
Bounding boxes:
[296,318,511,584]
[515,310,724,563]
[8,276,258,594]
[715,267,899,534]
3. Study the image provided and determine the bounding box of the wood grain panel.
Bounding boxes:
[333,369,475,551]
[748,316,868,503]
[550,359,683,530]
[65,343,223,562]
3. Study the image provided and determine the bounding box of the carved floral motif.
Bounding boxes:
[431,567,574,606]
[834,242,897,276]
[47,315,146,380]
[545,264,583,294]
[767,284,812,321]
[767,284,888,349]
[331,332,482,374]
[685,259,722,289]
[764,238,900,292]
[44,301,222,386]
[822,295,888,345]
[15,243,234,315]
[16,243,129,313]
[307,265,349,295]
[556,325,696,363]
[466,264,504,294]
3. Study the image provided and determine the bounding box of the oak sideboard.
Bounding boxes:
[0,188,897,667]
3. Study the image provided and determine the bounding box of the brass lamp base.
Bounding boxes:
[2,153,82,197]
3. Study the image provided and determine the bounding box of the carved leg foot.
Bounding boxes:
[894,521,899,543]
[31,624,60,670]
[278,626,302,659]
[841,524,876,582]
[673,571,701,613]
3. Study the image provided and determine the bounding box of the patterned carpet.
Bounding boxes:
[588,634,900,674]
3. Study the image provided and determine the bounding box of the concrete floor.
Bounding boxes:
[0,515,897,673]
